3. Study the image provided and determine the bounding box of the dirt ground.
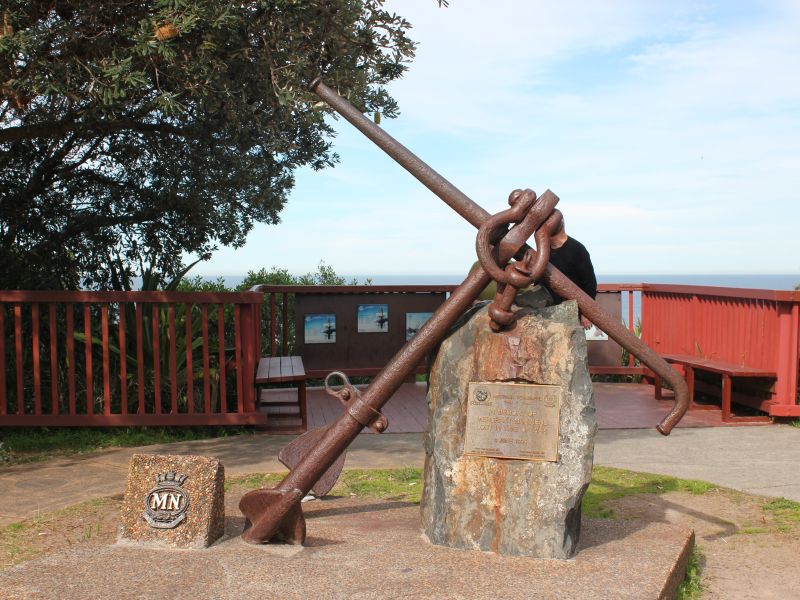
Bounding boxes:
[607,489,800,599]
[1,486,798,598]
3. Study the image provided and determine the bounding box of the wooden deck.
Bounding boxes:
[260,382,755,433]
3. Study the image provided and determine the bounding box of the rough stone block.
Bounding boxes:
[421,300,596,559]
[119,454,225,548]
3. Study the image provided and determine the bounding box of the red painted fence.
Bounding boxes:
[0,290,266,426]
[1,284,798,426]
[638,284,800,417]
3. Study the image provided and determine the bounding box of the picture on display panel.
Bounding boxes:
[584,324,608,341]
[406,312,434,341]
[358,304,389,333]
[305,313,337,344]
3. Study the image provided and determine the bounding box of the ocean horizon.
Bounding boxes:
[212,273,800,291]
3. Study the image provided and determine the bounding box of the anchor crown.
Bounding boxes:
[156,471,187,486]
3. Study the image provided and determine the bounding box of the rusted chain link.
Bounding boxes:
[477,191,565,331]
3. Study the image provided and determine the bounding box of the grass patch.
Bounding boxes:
[0,496,121,569]
[225,472,285,492]
[763,497,800,526]
[739,526,770,534]
[227,468,425,503]
[331,467,423,503]
[0,426,250,467]
[229,465,718,517]
[583,466,717,519]
[675,543,704,600]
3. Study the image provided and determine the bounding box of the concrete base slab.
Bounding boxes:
[1,498,693,600]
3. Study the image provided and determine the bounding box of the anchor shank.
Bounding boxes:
[279,264,492,496]
[542,266,689,434]
[277,197,556,498]
[310,78,490,230]
[310,78,688,435]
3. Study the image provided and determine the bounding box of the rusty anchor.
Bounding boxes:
[238,78,690,545]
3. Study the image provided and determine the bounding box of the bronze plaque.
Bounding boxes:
[464,382,561,461]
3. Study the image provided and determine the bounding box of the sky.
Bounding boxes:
[195,0,800,279]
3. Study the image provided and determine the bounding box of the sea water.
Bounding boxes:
[342,273,800,290]
[219,273,800,289]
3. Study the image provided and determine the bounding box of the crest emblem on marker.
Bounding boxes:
[475,388,489,402]
[143,472,190,529]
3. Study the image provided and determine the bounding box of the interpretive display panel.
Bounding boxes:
[295,292,447,373]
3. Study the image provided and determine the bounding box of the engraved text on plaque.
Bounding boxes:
[464,382,561,461]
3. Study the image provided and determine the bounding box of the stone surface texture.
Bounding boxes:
[421,300,597,558]
[1,498,693,600]
[119,453,225,548]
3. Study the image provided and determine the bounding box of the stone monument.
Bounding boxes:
[421,297,596,559]
[119,454,225,548]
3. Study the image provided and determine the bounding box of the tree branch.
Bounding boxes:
[0,118,189,144]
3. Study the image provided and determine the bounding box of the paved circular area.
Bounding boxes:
[0,497,693,600]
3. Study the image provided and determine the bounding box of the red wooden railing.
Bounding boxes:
[638,284,800,417]
[0,291,266,426]
[2,283,798,426]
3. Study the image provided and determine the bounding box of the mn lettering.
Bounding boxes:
[150,492,183,511]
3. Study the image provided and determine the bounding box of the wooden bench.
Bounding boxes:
[654,353,776,423]
[255,356,307,432]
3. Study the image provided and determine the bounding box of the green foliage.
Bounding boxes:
[69,258,236,414]
[0,1,415,290]
[676,544,704,600]
[230,260,368,355]
[234,261,365,291]
[619,318,642,368]
[583,466,716,519]
[738,526,770,534]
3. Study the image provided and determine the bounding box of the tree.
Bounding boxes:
[0,1,414,290]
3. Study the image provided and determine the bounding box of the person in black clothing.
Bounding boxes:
[544,216,597,328]
[472,216,597,327]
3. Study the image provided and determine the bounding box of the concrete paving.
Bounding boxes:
[594,426,800,501]
[3,423,798,599]
[1,497,694,600]
[1,424,799,526]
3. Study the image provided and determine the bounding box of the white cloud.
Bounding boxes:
[200,0,800,280]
